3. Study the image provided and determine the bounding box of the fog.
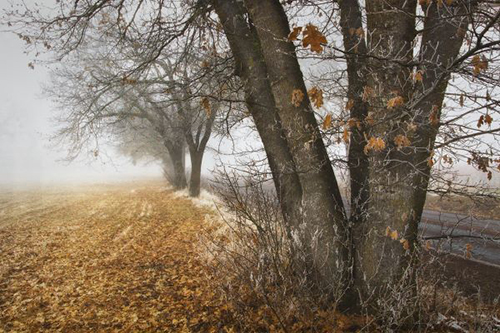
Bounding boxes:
[0,27,164,188]
[0,2,496,190]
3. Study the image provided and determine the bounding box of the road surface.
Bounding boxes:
[420,210,500,267]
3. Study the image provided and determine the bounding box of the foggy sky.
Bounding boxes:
[0,1,495,189]
[0,20,162,186]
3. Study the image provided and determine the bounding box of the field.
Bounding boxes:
[1,181,499,332]
[0,181,233,332]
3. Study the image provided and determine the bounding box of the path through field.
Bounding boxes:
[0,182,232,332]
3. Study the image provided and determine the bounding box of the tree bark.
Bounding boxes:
[348,0,470,315]
[228,0,350,302]
[337,0,371,311]
[188,150,203,197]
[348,0,418,313]
[165,140,187,190]
[409,0,471,242]
[214,0,352,302]
[212,0,303,229]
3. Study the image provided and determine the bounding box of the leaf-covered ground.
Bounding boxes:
[0,182,234,332]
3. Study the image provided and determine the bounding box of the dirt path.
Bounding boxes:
[0,182,232,332]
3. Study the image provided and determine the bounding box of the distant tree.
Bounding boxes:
[42,19,224,195]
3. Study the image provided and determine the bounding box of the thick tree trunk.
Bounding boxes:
[410,1,471,235]
[188,150,203,197]
[241,0,350,301]
[338,0,370,227]
[213,0,303,228]
[214,0,351,303]
[348,0,470,316]
[351,0,418,314]
[165,141,187,190]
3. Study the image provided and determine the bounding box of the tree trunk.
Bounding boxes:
[337,0,371,311]
[347,0,419,314]
[188,150,203,197]
[166,140,187,190]
[348,0,470,316]
[213,0,303,229]
[234,0,350,302]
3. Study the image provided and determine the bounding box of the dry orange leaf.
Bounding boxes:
[347,118,359,129]
[394,134,411,149]
[288,26,302,41]
[362,86,374,102]
[201,97,211,116]
[322,114,332,130]
[414,71,423,82]
[390,230,399,240]
[485,114,493,126]
[343,127,350,144]
[364,137,386,154]
[291,89,305,107]
[387,96,405,109]
[346,99,354,111]
[472,55,488,75]
[302,24,327,53]
[477,114,484,128]
[400,238,410,250]
[308,86,324,108]
[355,27,364,38]
[365,113,375,126]
[429,105,440,126]
[465,243,473,259]
[427,151,435,167]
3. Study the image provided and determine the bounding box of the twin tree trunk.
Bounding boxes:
[213,0,469,314]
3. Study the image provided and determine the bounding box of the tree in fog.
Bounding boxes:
[42,17,225,195]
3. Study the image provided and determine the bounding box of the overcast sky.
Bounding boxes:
[0,1,495,189]
[0,19,163,187]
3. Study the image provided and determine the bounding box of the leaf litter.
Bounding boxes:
[0,182,235,332]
